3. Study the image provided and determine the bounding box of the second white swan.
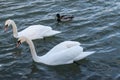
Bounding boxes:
[17,36,95,66]
[4,19,61,40]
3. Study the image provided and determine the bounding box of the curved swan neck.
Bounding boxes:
[10,20,18,37]
[26,38,41,62]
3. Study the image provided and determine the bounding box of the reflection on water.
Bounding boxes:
[0,0,120,80]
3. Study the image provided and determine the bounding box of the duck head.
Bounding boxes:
[56,14,61,22]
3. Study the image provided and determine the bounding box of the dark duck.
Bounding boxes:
[56,13,74,22]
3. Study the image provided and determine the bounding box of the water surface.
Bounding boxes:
[0,0,120,80]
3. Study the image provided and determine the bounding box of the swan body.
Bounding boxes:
[17,36,95,66]
[56,13,74,22]
[4,19,61,40]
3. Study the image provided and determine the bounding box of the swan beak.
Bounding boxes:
[16,40,21,47]
[4,25,8,32]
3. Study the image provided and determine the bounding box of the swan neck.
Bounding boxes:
[26,38,42,62]
[11,21,18,37]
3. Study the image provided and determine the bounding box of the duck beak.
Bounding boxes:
[4,25,8,32]
[16,40,21,48]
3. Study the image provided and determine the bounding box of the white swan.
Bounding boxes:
[17,36,95,66]
[4,19,61,40]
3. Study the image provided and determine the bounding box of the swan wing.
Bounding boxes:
[18,25,60,40]
[41,46,83,65]
[47,41,81,55]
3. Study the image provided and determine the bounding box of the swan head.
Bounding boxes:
[4,19,13,31]
[17,36,27,47]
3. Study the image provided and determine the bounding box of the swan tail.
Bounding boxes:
[74,51,95,61]
[52,30,61,34]
[45,30,61,36]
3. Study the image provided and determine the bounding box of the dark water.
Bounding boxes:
[0,0,120,80]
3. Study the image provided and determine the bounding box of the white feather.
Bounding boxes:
[5,19,61,40]
[18,36,95,66]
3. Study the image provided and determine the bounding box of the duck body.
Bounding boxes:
[56,14,74,22]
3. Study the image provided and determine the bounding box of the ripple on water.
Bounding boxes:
[84,61,111,72]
